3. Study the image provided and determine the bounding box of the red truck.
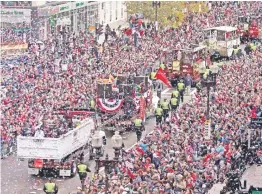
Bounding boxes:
[238,15,262,42]
[163,45,207,87]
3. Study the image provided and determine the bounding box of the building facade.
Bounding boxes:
[0,2,33,44]
[38,1,100,40]
[1,1,127,41]
[98,1,128,29]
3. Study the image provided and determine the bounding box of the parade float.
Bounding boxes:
[95,75,153,131]
[162,44,207,87]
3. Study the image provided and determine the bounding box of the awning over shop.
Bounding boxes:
[1,43,28,51]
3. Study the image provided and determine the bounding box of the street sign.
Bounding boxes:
[204,120,211,139]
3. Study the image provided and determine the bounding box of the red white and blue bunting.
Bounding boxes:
[97,98,124,113]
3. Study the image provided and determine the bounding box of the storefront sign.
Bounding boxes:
[1,9,31,23]
[1,9,31,16]
[59,2,71,13]
[75,2,85,8]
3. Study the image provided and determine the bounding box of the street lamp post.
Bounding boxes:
[199,65,216,120]
[210,63,219,83]
[198,62,206,80]
[92,131,123,193]
[201,79,216,120]
[91,131,104,173]
[152,1,160,32]
[111,131,123,160]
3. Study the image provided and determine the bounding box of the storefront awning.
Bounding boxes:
[1,43,28,51]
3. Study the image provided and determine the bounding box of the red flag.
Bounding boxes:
[124,167,135,179]
[155,68,172,88]
[135,146,145,155]
[251,106,257,119]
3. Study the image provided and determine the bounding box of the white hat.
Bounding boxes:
[124,188,130,191]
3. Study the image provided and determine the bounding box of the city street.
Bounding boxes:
[1,120,156,194]
[1,88,192,194]
[1,1,261,194]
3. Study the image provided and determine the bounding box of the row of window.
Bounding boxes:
[102,2,124,24]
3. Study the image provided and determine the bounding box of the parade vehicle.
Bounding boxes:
[17,115,96,177]
[96,75,153,131]
[203,26,241,61]
[238,15,262,42]
[163,44,207,87]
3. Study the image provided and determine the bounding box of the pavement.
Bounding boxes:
[1,119,158,194]
[0,87,193,194]
[4,85,259,194]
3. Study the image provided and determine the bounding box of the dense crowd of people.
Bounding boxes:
[1,1,260,141]
[0,25,30,45]
[1,1,262,192]
[82,52,262,194]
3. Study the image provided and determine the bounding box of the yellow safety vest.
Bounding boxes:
[233,48,239,54]
[172,90,179,98]
[161,102,169,110]
[160,64,165,70]
[177,83,184,91]
[250,43,256,51]
[170,98,178,105]
[203,69,210,79]
[90,100,95,109]
[44,183,55,192]
[155,107,163,116]
[78,164,87,173]
[150,72,156,80]
[134,119,142,127]
[196,82,201,88]
[205,69,210,75]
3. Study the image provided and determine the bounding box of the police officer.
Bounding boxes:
[196,81,201,93]
[177,80,185,103]
[170,97,178,111]
[43,179,58,194]
[155,104,163,125]
[134,116,144,142]
[171,88,180,104]
[203,67,211,80]
[90,99,95,111]
[77,160,91,190]
[150,71,157,90]
[161,99,170,119]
